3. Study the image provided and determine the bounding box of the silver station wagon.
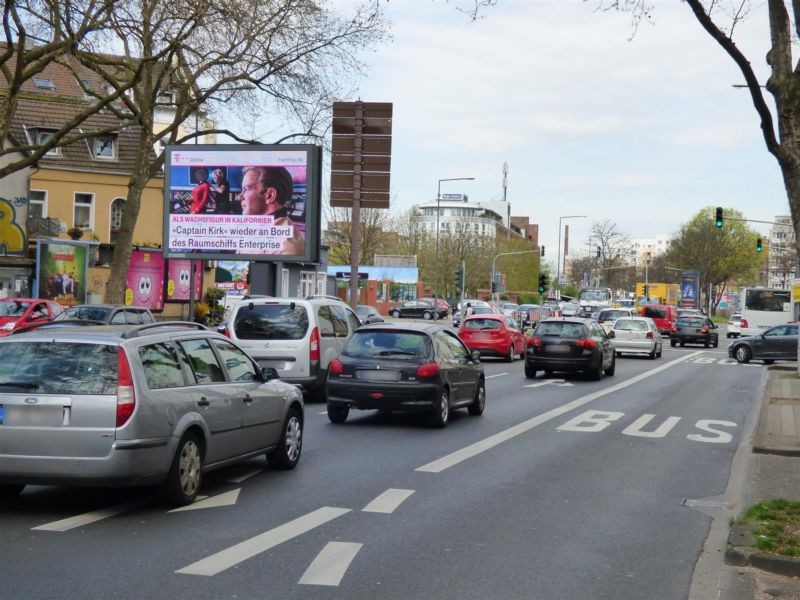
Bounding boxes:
[0,322,304,505]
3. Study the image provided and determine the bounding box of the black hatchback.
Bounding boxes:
[524,317,615,380]
[326,323,485,427]
[669,316,719,348]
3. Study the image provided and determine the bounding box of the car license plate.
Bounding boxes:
[357,370,401,382]
[3,405,63,427]
[473,333,490,340]
[547,344,570,353]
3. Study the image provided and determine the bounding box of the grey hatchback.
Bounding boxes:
[0,322,303,505]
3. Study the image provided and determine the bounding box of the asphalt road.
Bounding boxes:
[0,334,764,600]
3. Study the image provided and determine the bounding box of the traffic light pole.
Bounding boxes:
[491,250,540,301]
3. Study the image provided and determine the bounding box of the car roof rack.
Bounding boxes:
[121,321,209,339]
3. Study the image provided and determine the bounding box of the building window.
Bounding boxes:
[300,271,315,298]
[35,129,61,156]
[33,78,55,90]
[28,190,47,219]
[74,193,94,229]
[316,272,326,296]
[110,197,125,240]
[92,136,115,159]
[281,268,289,297]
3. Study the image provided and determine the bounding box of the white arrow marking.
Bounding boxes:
[169,489,240,513]
[523,379,574,388]
[32,499,147,532]
[299,542,363,586]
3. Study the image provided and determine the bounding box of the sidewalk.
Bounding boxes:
[726,365,800,582]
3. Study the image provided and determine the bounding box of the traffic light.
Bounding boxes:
[538,273,548,294]
[756,237,763,252]
[596,246,601,258]
[715,207,724,228]
[491,282,497,293]
[454,267,464,289]
[540,245,545,257]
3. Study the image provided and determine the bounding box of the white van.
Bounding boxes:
[225,297,361,400]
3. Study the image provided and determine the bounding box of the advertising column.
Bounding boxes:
[680,269,700,309]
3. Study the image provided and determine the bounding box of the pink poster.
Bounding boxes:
[125,250,165,311]
[166,259,203,301]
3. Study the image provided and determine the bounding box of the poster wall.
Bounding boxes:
[165,259,203,302]
[125,250,165,311]
[163,145,321,263]
[36,241,89,306]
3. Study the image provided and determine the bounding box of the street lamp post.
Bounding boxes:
[557,215,587,287]
[434,177,475,311]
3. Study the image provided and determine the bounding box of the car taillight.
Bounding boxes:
[700,326,709,334]
[527,337,542,347]
[740,319,749,328]
[329,358,343,375]
[309,326,320,362]
[222,326,231,338]
[576,338,596,349]
[671,325,678,332]
[116,348,135,427]
[416,362,440,378]
[645,331,654,339]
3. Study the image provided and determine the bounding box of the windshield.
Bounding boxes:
[0,301,29,317]
[745,289,790,312]
[578,289,612,302]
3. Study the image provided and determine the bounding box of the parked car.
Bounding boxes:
[669,315,719,348]
[326,322,485,427]
[453,305,494,328]
[728,323,799,364]
[55,304,155,325]
[641,304,679,335]
[419,297,450,318]
[525,317,616,380]
[609,316,662,359]
[0,322,304,505]
[596,307,639,333]
[0,298,63,337]
[355,305,384,325]
[727,313,743,338]
[224,296,361,400]
[389,299,442,320]
[458,313,526,362]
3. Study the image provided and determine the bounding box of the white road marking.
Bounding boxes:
[32,499,147,532]
[318,411,327,415]
[415,351,705,473]
[176,506,350,576]
[362,488,414,514]
[169,489,240,512]
[485,373,508,379]
[225,468,262,483]
[523,379,574,388]
[298,542,363,586]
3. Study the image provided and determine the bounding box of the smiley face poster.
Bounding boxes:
[125,250,165,311]
[165,259,202,302]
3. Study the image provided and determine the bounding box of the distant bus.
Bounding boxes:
[578,287,612,308]
[739,287,792,336]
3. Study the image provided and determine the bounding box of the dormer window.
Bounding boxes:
[33,78,55,90]
[92,136,116,159]
[35,128,61,156]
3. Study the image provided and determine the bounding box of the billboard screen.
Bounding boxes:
[125,250,165,311]
[163,144,322,262]
[35,240,89,306]
[165,259,203,302]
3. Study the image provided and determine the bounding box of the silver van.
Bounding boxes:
[0,322,304,505]
[224,297,361,400]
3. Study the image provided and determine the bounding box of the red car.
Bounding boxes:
[0,298,63,337]
[458,313,526,362]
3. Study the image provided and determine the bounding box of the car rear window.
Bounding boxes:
[233,304,309,340]
[730,315,742,322]
[61,306,112,321]
[677,317,705,327]
[343,330,430,358]
[643,307,667,319]
[535,322,586,338]
[615,319,647,331]
[598,310,628,321]
[0,341,117,394]
[464,318,501,330]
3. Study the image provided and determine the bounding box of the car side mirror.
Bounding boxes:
[471,350,481,362]
[608,330,615,338]
[261,367,279,381]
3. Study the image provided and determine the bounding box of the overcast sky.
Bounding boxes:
[348,0,787,264]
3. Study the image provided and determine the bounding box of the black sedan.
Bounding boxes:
[326,323,485,427]
[728,323,799,364]
[669,316,719,348]
[524,317,615,380]
[389,300,441,320]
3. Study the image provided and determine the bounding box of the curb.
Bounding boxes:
[725,523,800,577]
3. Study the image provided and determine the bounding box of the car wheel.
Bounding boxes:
[670,339,676,347]
[267,407,303,469]
[604,354,616,376]
[468,380,485,416]
[657,345,662,358]
[615,352,621,358]
[648,347,656,359]
[680,342,685,348]
[734,345,752,364]
[423,311,433,320]
[726,333,731,339]
[506,345,515,363]
[327,403,349,424]
[163,432,203,507]
[590,359,604,381]
[390,310,400,318]
[704,340,709,348]
[429,389,450,428]
[0,484,24,500]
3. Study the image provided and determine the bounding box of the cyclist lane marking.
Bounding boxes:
[415,351,705,474]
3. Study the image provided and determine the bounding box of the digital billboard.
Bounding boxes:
[163,144,322,262]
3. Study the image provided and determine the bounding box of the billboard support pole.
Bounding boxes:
[189,260,196,322]
[349,102,364,310]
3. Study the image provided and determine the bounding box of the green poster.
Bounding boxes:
[39,242,87,306]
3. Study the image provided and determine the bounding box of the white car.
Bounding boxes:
[609,316,662,359]
[727,314,742,338]
[596,307,638,333]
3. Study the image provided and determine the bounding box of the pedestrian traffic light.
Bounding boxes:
[540,245,545,257]
[756,237,763,252]
[538,273,548,294]
[454,267,464,289]
[715,207,724,228]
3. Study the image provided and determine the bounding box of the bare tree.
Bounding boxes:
[325,205,392,265]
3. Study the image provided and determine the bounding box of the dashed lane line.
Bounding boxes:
[32,499,149,532]
[362,488,414,514]
[415,351,705,474]
[299,542,363,586]
[485,373,508,379]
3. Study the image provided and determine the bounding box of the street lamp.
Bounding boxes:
[556,215,587,286]
[434,177,475,309]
